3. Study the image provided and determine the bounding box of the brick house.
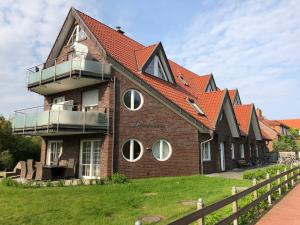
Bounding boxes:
[11,8,267,179]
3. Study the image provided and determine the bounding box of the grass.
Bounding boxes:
[0,175,250,225]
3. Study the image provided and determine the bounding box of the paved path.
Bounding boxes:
[256,184,300,225]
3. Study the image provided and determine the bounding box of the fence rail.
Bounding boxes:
[135,165,300,225]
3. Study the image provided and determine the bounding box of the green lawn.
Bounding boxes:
[0,175,250,225]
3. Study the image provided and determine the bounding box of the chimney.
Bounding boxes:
[256,108,263,118]
[115,26,124,35]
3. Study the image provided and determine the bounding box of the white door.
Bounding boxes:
[79,140,101,179]
[220,142,226,171]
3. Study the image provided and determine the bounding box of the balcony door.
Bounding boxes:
[82,89,99,112]
[79,140,102,179]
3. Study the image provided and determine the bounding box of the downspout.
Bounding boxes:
[200,130,214,175]
[111,76,116,175]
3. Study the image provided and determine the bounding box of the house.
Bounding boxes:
[278,119,300,136]
[11,7,267,179]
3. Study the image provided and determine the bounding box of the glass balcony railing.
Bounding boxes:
[11,105,108,134]
[27,57,111,86]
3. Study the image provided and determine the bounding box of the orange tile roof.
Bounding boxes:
[228,89,237,104]
[234,104,253,135]
[259,121,277,140]
[76,9,230,130]
[278,119,300,130]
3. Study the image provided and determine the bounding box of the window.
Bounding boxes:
[240,144,245,159]
[187,98,205,115]
[178,75,189,86]
[255,145,259,158]
[249,144,252,157]
[47,141,63,165]
[144,54,173,82]
[202,142,211,161]
[122,139,143,162]
[82,89,99,111]
[67,25,87,45]
[152,140,172,161]
[123,89,144,111]
[231,143,235,159]
[53,96,65,104]
[206,84,213,92]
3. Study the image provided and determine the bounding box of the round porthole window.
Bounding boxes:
[152,139,172,161]
[123,89,144,111]
[122,139,143,162]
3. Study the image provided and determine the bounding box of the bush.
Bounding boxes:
[0,177,19,187]
[243,165,287,181]
[110,173,128,184]
[0,150,14,170]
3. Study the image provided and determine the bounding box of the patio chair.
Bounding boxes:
[3,161,22,178]
[26,159,36,180]
[59,160,67,167]
[35,162,52,181]
[64,158,76,178]
[20,161,27,179]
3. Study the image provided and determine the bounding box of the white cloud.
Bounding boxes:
[166,0,300,119]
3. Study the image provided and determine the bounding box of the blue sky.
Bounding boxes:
[0,0,299,119]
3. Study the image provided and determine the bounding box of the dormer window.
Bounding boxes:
[178,75,189,86]
[67,25,87,45]
[206,83,213,92]
[153,55,167,80]
[187,98,205,116]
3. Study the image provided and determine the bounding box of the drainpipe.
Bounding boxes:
[200,130,214,175]
[111,76,116,175]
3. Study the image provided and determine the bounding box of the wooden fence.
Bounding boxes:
[135,165,300,225]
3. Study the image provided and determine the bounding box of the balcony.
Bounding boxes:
[11,103,108,136]
[27,54,111,95]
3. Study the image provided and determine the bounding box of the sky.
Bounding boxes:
[0,0,299,119]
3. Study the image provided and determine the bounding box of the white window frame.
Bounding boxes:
[121,139,144,162]
[231,143,235,159]
[46,140,63,165]
[67,25,87,45]
[123,89,144,111]
[154,55,168,81]
[152,139,172,161]
[240,144,245,159]
[202,142,211,161]
[187,98,205,115]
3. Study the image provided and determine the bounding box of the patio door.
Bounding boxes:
[79,140,102,179]
[220,142,226,171]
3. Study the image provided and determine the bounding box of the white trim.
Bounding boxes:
[231,143,235,159]
[152,139,172,161]
[220,142,225,171]
[255,145,259,158]
[123,89,144,111]
[240,144,245,159]
[121,139,144,162]
[79,139,102,179]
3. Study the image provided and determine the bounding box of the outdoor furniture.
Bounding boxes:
[35,162,51,181]
[59,160,67,167]
[26,159,36,180]
[64,158,76,178]
[20,161,27,179]
[237,159,250,167]
[52,159,59,166]
[3,162,21,178]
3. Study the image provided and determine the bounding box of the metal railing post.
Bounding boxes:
[57,109,60,133]
[277,170,282,196]
[197,198,204,225]
[23,113,26,134]
[232,186,238,225]
[266,173,272,206]
[35,108,38,133]
[54,59,57,82]
[83,111,86,133]
[47,108,51,133]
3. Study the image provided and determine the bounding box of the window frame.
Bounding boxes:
[121,139,144,162]
[67,25,87,46]
[154,55,168,81]
[152,139,172,161]
[231,143,235,159]
[240,144,245,159]
[202,142,211,161]
[255,145,259,158]
[46,140,63,165]
[123,89,144,111]
[187,98,205,115]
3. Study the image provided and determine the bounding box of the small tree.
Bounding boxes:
[0,150,14,170]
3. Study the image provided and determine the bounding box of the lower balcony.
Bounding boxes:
[11,105,108,136]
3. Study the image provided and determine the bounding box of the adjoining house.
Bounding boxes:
[278,119,300,136]
[10,7,268,179]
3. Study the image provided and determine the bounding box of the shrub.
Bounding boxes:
[46,180,52,187]
[0,150,14,170]
[0,177,19,187]
[243,165,287,181]
[57,179,65,187]
[110,173,128,184]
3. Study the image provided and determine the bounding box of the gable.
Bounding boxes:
[205,76,217,93]
[220,96,240,137]
[250,108,262,140]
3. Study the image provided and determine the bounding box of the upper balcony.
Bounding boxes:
[11,102,109,136]
[27,53,111,95]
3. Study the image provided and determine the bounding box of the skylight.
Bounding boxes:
[187,98,205,116]
[178,75,189,86]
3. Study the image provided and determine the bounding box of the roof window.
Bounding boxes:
[187,98,205,116]
[178,75,189,86]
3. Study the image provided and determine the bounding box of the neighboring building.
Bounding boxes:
[10,8,267,179]
[278,119,300,136]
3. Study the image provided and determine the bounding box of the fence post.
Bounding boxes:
[253,179,258,200]
[197,198,204,225]
[284,167,288,190]
[277,170,281,196]
[291,164,294,186]
[135,220,142,225]
[232,186,238,225]
[266,173,272,206]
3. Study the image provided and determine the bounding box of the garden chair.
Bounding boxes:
[35,162,51,181]
[26,159,36,180]
[64,158,76,178]
[20,161,27,179]
[3,161,21,178]
[59,160,67,167]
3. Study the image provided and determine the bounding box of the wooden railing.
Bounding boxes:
[135,165,300,225]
